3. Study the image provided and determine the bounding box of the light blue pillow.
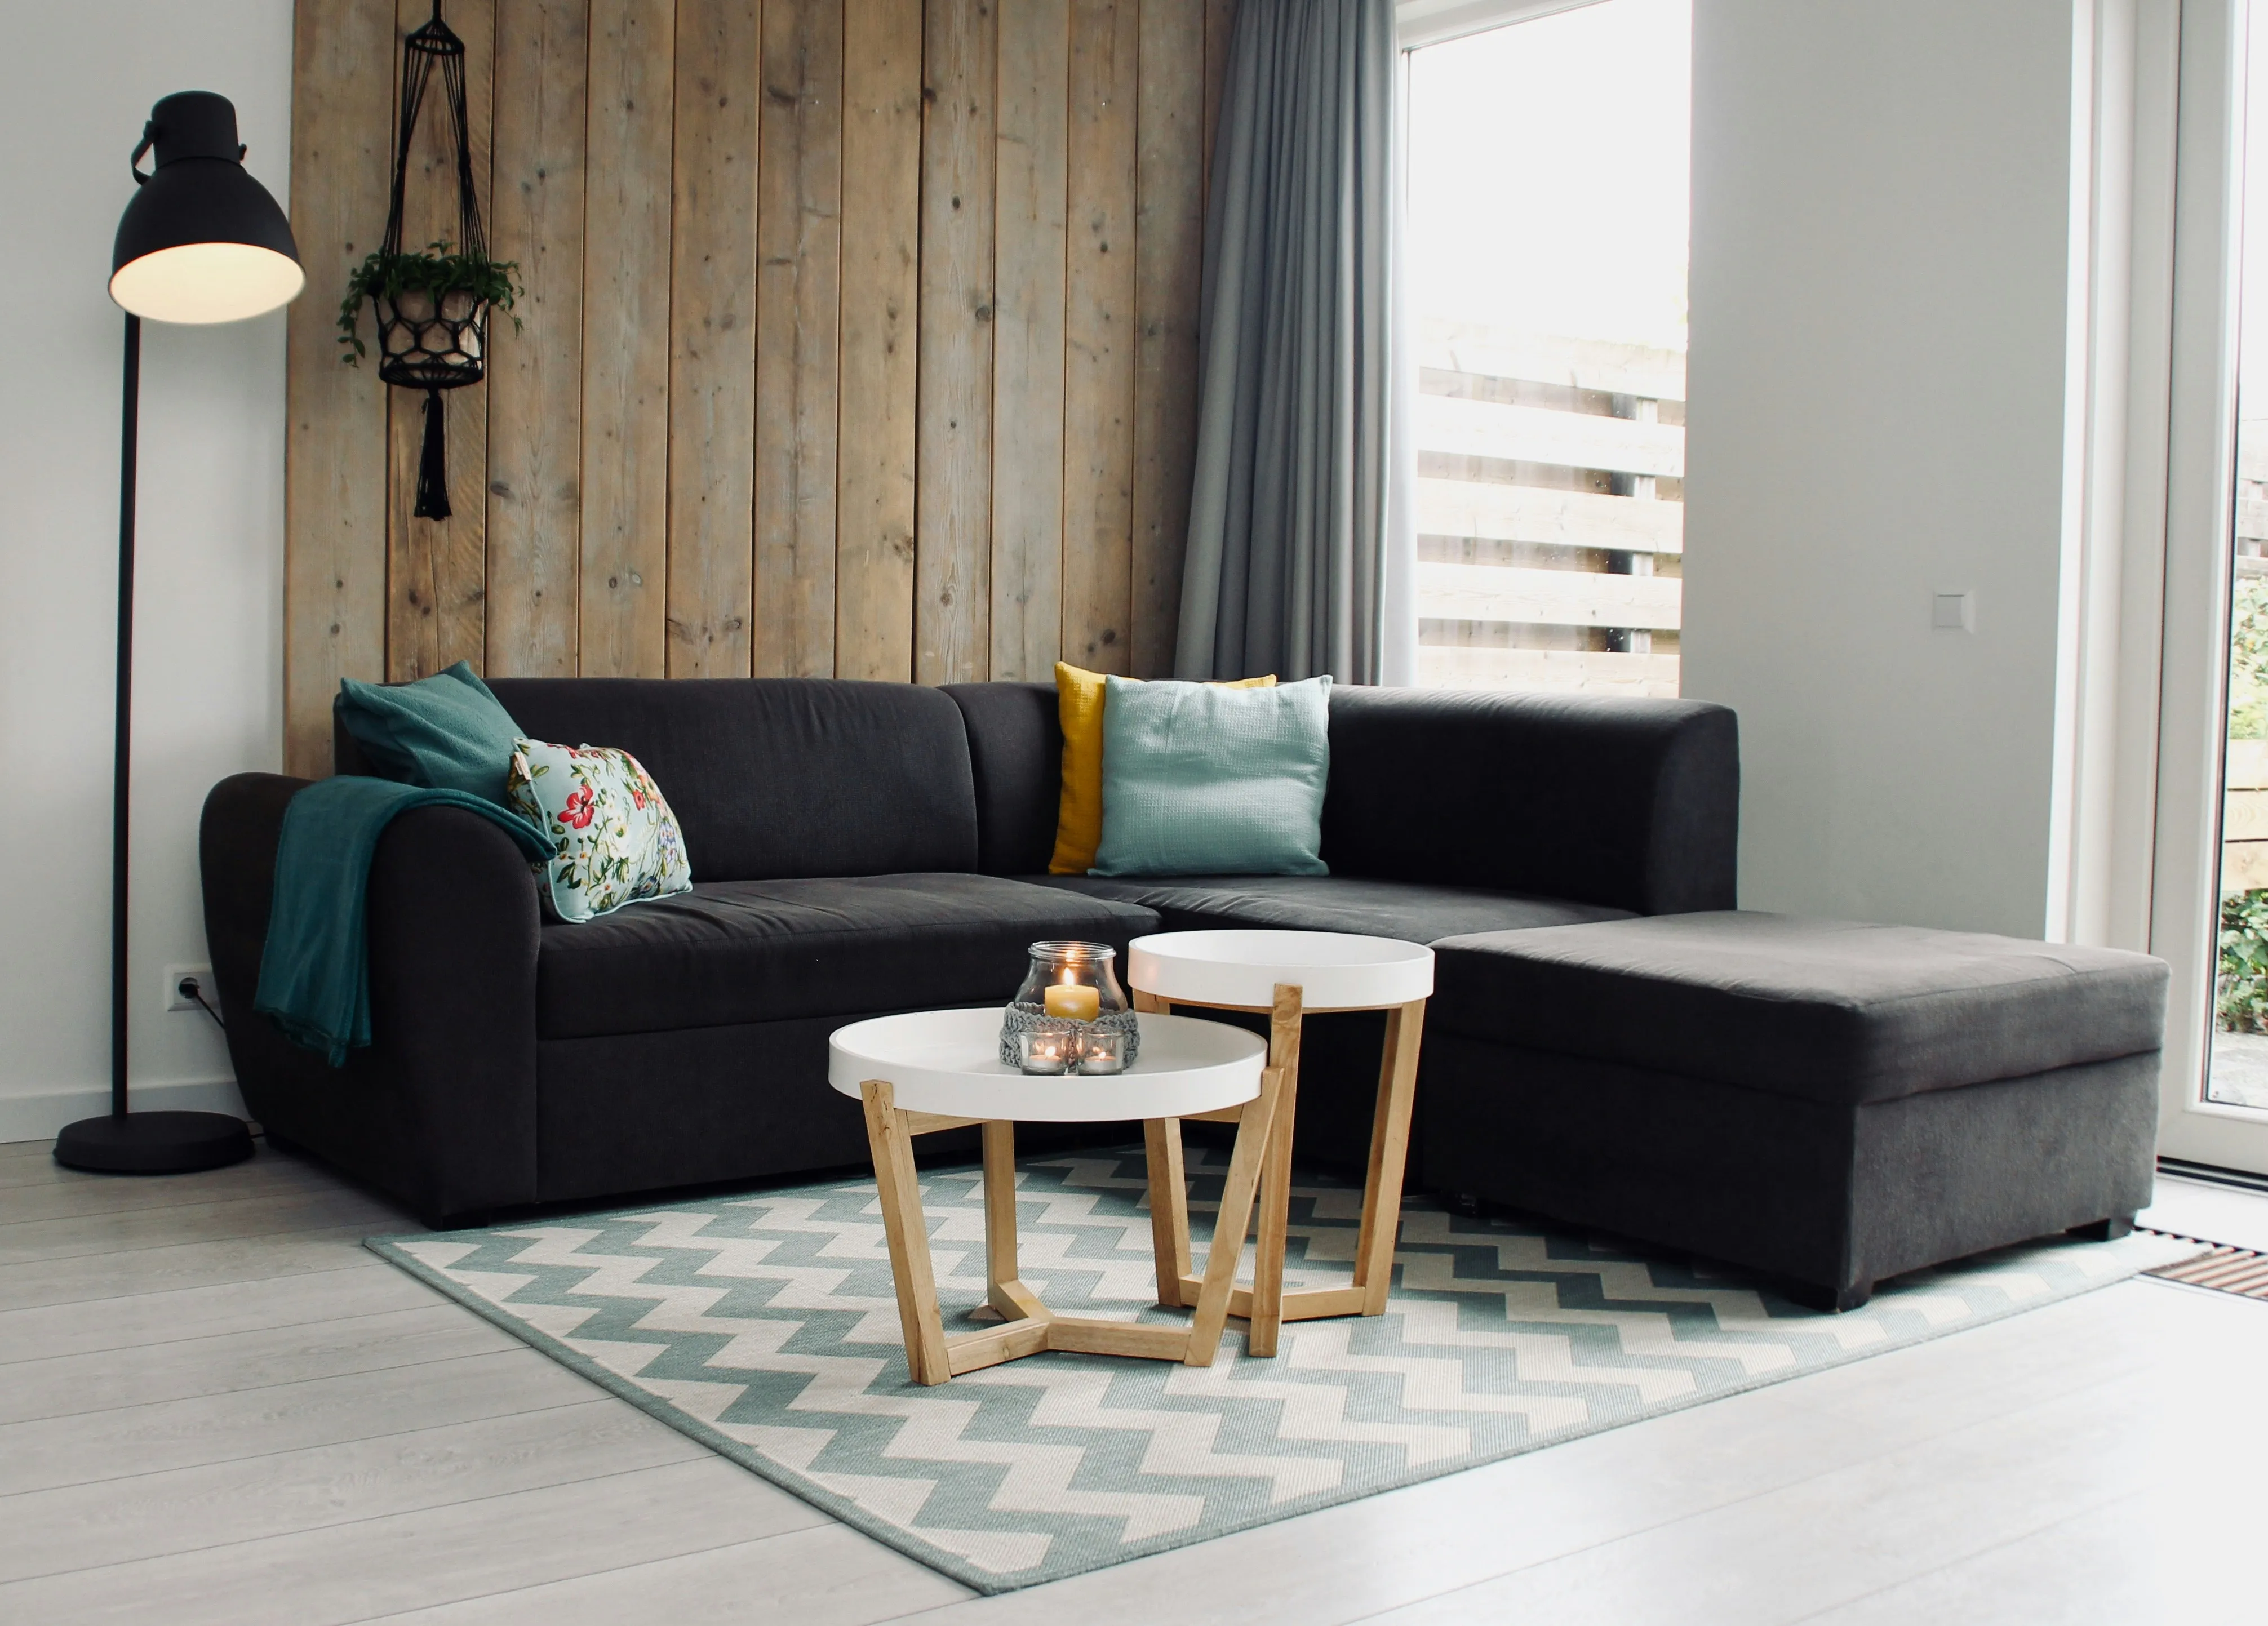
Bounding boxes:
[1091,675,1331,877]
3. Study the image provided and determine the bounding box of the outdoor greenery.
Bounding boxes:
[2221,888,2268,1032]
[2229,575,2268,741]
[336,241,522,363]
[2218,575,2268,1029]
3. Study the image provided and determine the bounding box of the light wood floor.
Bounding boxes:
[4,1136,2266,1625]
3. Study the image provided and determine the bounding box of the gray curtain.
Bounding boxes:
[1175,0,1399,683]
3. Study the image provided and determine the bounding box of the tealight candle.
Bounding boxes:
[1044,981,1100,1022]
[1075,1028,1129,1075]
[1014,1030,1073,1075]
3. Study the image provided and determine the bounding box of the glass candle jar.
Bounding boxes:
[1000,940,1142,1073]
[1072,1025,1130,1076]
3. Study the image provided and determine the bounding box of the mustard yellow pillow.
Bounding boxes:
[1048,663,1274,874]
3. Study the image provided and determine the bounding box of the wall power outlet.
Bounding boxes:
[166,963,216,1014]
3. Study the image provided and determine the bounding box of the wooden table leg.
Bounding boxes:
[1246,983,1304,1358]
[1130,981,1418,1352]
[983,1119,1050,1322]
[1130,990,1195,1310]
[861,1079,952,1385]
[1187,1062,1283,1366]
[1143,1118,1192,1308]
[1352,998,1426,1316]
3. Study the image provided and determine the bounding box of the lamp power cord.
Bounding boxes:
[176,974,226,1032]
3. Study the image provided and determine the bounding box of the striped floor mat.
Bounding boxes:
[2145,1232,2268,1299]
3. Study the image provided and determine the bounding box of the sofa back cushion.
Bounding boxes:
[476,679,980,881]
[944,682,1062,876]
[947,681,1739,916]
[1320,687,1738,916]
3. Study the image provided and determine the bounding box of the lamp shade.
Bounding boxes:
[109,91,303,324]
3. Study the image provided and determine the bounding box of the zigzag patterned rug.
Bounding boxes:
[370,1148,2200,1593]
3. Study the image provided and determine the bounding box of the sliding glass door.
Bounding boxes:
[2159,0,2268,1172]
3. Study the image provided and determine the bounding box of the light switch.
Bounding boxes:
[1933,592,1975,632]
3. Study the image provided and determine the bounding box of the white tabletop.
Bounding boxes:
[1127,929,1435,1011]
[829,1008,1264,1122]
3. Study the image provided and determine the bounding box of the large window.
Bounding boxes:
[1403,0,1692,695]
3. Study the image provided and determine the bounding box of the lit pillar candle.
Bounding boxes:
[1044,981,1100,1021]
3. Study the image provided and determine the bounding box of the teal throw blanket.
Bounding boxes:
[254,776,552,1067]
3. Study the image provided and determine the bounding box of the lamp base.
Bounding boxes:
[53,1110,255,1175]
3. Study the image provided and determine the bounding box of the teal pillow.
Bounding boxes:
[336,661,523,805]
[1091,674,1331,877]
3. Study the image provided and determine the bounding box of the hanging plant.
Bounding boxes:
[338,2,512,521]
[336,239,521,367]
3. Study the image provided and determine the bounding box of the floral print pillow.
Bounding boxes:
[504,738,693,923]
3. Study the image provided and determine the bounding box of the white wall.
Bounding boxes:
[1681,0,2087,939]
[0,2,294,1140]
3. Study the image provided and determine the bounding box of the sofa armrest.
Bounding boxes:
[201,773,307,1024]
[200,773,543,1223]
[1320,688,1739,916]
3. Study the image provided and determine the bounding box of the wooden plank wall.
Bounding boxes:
[285,0,1233,774]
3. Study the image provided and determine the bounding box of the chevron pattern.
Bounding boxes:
[370,1149,2201,1593]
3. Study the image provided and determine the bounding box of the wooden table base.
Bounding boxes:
[858,1068,1284,1385]
[1135,984,1428,1358]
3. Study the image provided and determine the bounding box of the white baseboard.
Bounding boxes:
[0,1077,250,1147]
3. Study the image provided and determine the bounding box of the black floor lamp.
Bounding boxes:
[53,92,304,1175]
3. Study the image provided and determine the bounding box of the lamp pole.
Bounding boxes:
[112,312,139,1119]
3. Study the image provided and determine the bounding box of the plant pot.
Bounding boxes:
[374,288,487,389]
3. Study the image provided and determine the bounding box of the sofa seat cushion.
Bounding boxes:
[1431,910,2169,1107]
[1029,873,1633,943]
[537,873,1160,1040]
[486,678,982,882]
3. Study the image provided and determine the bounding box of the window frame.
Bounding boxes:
[1396,0,1605,53]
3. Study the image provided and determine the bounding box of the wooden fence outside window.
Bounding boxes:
[1412,316,1684,698]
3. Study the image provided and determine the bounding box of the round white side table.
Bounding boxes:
[829,1007,1275,1385]
[1126,930,1435,1357]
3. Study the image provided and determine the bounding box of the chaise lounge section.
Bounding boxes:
[1421,912,2168,1308]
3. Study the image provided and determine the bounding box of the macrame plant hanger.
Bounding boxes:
[371,2,489,519]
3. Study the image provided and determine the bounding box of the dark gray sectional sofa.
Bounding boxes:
[199,676,2160,1310]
